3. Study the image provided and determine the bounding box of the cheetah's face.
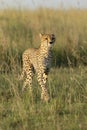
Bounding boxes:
[39,33,55,48]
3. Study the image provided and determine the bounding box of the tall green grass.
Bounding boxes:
[0,9,87,130]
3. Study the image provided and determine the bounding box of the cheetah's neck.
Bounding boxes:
[39,44,52,58]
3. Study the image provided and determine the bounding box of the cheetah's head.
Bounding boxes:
[39,33,56,49]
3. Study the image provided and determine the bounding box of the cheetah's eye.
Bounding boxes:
[45,38,48,40]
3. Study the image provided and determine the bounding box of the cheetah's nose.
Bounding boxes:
[49,42,53,44]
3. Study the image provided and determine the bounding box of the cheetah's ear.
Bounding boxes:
[39,33,43,38]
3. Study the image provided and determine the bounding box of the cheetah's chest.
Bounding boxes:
[38,54,52,70]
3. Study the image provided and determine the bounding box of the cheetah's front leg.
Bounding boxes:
[22,67,34,92]
[37,71,50,102]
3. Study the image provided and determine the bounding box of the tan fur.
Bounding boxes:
[20,33,55,102]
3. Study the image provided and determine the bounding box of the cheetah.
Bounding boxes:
[20,33,56,102]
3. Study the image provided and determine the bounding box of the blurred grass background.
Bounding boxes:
[0,9,87,72]
[0,8,87,130]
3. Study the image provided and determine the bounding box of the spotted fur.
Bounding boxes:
[20,33,56,102]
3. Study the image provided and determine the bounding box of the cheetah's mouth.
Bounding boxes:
[50,38,55,44]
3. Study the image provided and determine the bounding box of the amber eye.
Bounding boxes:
[45,37,48,40]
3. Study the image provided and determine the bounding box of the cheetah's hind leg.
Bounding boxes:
[22,65,34,92]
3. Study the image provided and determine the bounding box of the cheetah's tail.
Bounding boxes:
[18,70,25,80]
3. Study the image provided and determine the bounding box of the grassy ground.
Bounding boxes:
[0,9,87,130]
[0,67,87,130]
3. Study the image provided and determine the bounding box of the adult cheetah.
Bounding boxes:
[20,33,56,102]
